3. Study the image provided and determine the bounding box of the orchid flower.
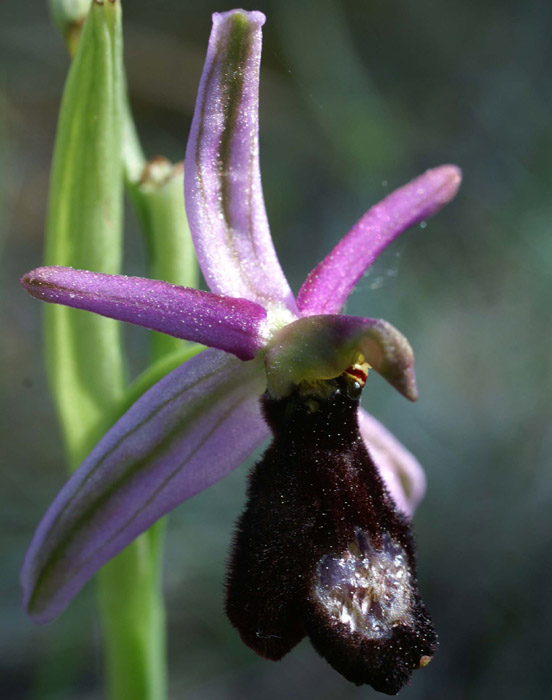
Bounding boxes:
[21,10,460,694]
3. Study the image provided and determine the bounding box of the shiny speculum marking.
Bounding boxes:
[315,529,414,639]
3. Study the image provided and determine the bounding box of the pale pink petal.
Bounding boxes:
[358,408,426,517]
[21,350,269,623]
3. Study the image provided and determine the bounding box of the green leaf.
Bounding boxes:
[44,0,125,469]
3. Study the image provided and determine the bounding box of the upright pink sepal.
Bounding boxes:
[297,165,462,315]
[185,10,296,312]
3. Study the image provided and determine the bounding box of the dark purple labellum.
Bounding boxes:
[225,374,437,695]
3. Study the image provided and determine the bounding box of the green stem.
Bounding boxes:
[97,525,167,700]
[94,78,202,695]
[92,344,202,700]
[87,54,170,700]
[98,65,201,700]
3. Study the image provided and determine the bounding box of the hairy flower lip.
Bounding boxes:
[20,8,461,627]
[226,374,437,693]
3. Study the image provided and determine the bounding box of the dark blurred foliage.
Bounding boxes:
[1,0,551,698]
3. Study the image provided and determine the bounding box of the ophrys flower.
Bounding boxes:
[21,9,461,693]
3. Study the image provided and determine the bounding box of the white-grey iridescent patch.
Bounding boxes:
[315,529,414,639]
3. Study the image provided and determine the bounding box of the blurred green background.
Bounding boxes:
[1,0,551,698]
